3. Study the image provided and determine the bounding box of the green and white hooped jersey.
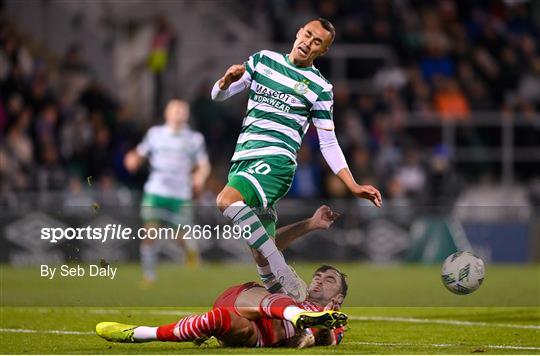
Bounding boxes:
[233,50,334,164]
[137,125,208,200]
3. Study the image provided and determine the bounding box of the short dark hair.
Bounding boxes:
[316,18,336,43]
[314,264,348,298]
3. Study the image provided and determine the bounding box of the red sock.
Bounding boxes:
[156,321,178,341]
[259,293,298,319]
[156,307,231,342]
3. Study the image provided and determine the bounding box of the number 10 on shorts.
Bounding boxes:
[247,160,271,175]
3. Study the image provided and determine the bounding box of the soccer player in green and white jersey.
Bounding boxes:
[211,18,382,301]
[125,99,211,284]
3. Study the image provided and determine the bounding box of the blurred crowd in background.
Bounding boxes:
[1,0,539,208]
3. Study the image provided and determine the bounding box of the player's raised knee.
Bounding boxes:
[215,190,229,212]
[216,186,244,212]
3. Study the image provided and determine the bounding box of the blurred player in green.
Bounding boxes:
[125,99,211,285]
[211,18,381,300]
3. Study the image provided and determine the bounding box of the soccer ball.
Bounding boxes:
[441,251,485,295]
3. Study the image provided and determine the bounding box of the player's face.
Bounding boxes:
[290,21,333,67]
[307,269,343,305]
[164,100,189,129]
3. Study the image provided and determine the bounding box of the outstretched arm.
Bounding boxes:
[317,127,382,208]
[275,205,339,250]
[211,64,251,101]
[250,205,339,267]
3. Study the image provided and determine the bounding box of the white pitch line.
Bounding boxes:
[87,309,193,316]
[7,308,540,330]
[350,315,540,330]
[6,308,193,316]
[0,328,93,335]
[351,341,540,351]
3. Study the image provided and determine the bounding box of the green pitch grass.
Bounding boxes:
[1,263,539,354]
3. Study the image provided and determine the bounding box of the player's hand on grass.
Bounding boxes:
[351,184,382,208]
[219,64,245,90]
[309,205,340,230]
